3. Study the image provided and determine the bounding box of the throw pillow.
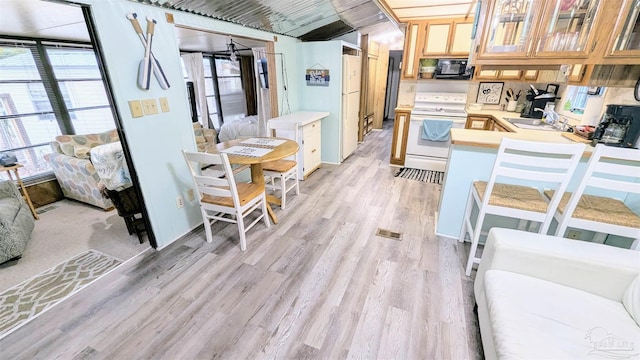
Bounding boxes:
[623,274,640,327]
[74,146,92,159]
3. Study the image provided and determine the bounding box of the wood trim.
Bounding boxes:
[266,41,278,118]
[359,34,369,142]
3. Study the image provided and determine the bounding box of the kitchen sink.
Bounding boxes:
[504,117,560,131]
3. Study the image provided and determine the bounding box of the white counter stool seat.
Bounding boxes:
[263,121,299,210]
[545,144,640,250]
[183,150,270,251]
[460,138,585,276]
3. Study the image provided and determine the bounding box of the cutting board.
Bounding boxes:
[562,132,592,144]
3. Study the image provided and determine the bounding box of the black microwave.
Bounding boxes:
[434,59,473,80]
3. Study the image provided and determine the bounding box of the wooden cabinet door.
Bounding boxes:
[606,0,640,60]
[475,68,499,80]
[474,67,521,80]
[423,22,451,56]
[465,116,491,130]
[450,21,473,55]
[402,22,421,79]
[302,121,321,178]
[390,109,411,165]
[534,0,602,58]
[499,70,522,80]
[478,0,540,59]
[524,70,539,80]
[568,64,587,82]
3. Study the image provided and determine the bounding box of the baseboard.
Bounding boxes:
[156,222,203,250]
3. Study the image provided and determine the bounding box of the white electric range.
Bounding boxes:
[405,92,468,172]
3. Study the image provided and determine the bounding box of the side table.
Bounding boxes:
[1,163,39,220]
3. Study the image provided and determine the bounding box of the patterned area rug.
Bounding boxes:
[0,250,121,339]
[394,167,444,184]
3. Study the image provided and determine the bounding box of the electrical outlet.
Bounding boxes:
[159,97,170,112]
[142,98,158,115]
[567,230,581,239]
[128,100,143,118]
[176,195,184,208]
[186,189,195,202]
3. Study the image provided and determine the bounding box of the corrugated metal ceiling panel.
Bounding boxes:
[134,0,395,40]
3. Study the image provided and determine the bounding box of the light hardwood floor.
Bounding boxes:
[0,121,482,359]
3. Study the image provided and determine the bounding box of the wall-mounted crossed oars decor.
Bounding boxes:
[126,13,170,90]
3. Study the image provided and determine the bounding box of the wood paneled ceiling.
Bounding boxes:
[383,0,477,21]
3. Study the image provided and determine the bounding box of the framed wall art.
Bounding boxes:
[477,82,504,104]
[546,83,559,95]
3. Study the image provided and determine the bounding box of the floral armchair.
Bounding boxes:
[45,129,119,210]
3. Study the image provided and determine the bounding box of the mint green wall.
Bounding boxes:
[296,41,344,164]
[80,0,300,248]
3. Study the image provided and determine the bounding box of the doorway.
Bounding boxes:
[384,50,402,121]
[0,0,151,292]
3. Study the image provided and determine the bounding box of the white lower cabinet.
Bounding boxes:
[301,120,322,178]
[267,111,328,180]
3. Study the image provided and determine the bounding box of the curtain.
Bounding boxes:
[252,47,269,137]
[181,53,213,129]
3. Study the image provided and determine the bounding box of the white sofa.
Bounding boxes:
[475,228,640,360]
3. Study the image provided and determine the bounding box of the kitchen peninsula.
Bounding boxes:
[436,110,596,243]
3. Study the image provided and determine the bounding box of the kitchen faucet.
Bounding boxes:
[534,106,560,127]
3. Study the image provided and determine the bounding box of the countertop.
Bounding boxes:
[269,111,330,127]
[454,109,591,150]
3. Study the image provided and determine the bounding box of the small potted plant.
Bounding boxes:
[419,59,438,79]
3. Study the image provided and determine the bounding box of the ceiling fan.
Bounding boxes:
[227,39,239,61]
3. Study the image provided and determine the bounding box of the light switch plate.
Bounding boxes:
[128,100,143,118]
[142,98,158,115]
[159,97,170,112]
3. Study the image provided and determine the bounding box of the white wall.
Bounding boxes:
[79,0,301,248]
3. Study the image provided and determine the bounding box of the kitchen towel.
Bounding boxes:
[422,119,453,141]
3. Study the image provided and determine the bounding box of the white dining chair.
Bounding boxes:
[262,120,300,209]
[546,144,640,250]
[460,138,585,276]
[183,150,270,251]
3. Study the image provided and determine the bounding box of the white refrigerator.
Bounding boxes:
[342,54,361,161]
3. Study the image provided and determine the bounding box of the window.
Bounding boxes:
[562,85,603,115]
[203,56,221,128]
[181,54,247,129]
[0,40,114,181]
[215,57,247,122]
[46,47,114,134]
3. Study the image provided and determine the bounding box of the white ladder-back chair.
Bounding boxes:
[546,144,640,250]
[182,150,270,251]
[263,120,300,210]
[460,138,585,276]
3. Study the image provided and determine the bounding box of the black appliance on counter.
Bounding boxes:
[593,104,640,148]
[521,87,556,119]
[434,59,473,80]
